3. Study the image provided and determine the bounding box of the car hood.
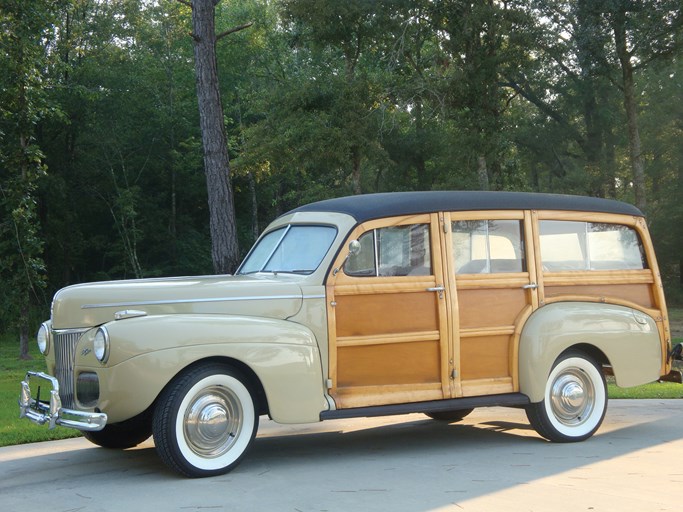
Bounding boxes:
[51,274,307,329]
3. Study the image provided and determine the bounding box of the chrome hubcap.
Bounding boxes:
[550,368,595,426]
[184,386,243,458]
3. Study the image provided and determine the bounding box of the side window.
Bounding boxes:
[539,221,647,271]
[346,224,432,277]
[453,220,525,274]
[344,230,376,276]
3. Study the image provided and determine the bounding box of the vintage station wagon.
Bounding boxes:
[20,191,679,477]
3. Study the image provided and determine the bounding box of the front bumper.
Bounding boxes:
[19,371,107,432]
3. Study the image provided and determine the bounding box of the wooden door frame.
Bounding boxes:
[444,210,539,395]
[325,213,452,408]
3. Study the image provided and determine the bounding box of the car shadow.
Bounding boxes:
[2,401,682,512]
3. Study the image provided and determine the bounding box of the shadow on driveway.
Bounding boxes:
[2,400,682,511]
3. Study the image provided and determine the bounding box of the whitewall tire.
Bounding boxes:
[526,351,607,442]
[153,364,259,477]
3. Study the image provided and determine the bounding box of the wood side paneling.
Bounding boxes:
[457,288,527,329]
[335,292,438,337]
[334,383,444,408]
[459,335,510,380]
[544,284,654,309]
[336,341,441,387]
[461,377,513,397]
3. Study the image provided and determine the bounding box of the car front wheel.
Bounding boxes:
[83,410,152,449]
[525,351,607,442]
[152,364,259,477]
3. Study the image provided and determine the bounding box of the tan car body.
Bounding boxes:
[519,302,663,402]
[21,192,674,473]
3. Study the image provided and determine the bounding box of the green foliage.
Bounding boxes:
[0,333,82,446]
[0,0,61,348]
[1,0,682,446]
[0,0,682,336]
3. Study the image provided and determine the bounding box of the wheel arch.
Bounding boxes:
[519,302,662,403]
[160,356,270,418]
[566,343,609,366]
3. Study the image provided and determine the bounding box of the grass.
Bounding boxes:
[0,334,81,448]
[1,325,683,448]
[608,379,683,399]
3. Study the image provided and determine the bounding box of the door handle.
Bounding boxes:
[426,285,445,299]
[522,283,539,290]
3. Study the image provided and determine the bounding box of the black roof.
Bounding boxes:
[289,191,643,223]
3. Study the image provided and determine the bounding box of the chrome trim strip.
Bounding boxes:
[54,329,87,409]
[53,327,90,335]
[81,294,326,309]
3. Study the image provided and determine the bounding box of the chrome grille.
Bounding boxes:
[54,329,87,409]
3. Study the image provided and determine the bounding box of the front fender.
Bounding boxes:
[75,315,327,424]
[519,302,662,403]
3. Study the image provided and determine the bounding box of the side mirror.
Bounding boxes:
[333,240,361,276]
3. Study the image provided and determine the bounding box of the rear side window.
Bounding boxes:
[452,220,526,274]
[539,221,646,271]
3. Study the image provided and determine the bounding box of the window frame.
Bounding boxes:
[450,215,527,276]
[237,223,338,275]
[345,223,434,278]
[538,219,648,273]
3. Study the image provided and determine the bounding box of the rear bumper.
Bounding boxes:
[19,371,107,432]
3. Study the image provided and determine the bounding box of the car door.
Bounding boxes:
[325,214,452,409]
[445,210,540,397]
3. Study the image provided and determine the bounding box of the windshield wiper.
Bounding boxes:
[259,269,314,275]
[238,269,313,275]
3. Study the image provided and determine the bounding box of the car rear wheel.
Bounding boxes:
[153,364,258,477]
[526,351,607,442]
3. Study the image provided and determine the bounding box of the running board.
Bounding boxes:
[320,393,530,421]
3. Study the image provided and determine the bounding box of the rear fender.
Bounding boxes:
[518,302,662,403]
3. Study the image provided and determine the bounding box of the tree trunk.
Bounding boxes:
[414,98,429,190]
[477,156,490,191]
[612,7,647,212]
[19,300,31,360]
[248,170,258,241]
[191,0,239,273]
[351,146,362,195]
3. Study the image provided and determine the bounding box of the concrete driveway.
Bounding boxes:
[2,399,682,512]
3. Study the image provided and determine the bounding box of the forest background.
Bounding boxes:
[1,0,682,356]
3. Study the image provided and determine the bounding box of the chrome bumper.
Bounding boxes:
[19,371,107,432]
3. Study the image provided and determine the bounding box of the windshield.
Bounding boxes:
[238,225,337,275]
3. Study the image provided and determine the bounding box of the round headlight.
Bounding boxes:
[93,327,110,363]
[37,322,50,355]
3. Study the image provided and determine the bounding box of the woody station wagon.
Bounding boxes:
[20,191,680,477]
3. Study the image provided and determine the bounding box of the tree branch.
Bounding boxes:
[216,22,254,41]
[502,75,587,152]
